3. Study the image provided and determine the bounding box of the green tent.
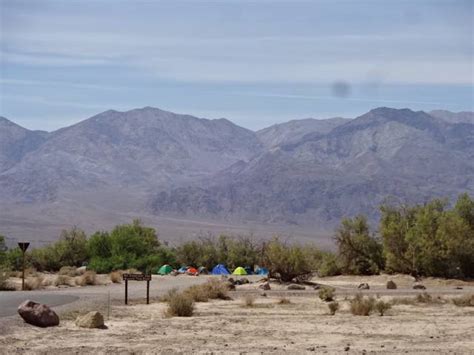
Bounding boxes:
[232,266,247,275]
[157,264,173,275]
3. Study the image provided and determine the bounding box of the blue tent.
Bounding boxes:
[178,266,188,273]
[212,264,230,275]
[256,267,269,275]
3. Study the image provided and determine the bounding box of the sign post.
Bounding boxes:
[18,242,30,291]
[122,273,152,305]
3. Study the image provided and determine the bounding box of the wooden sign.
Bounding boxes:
[122,273,152,305]
[123,273,152,281]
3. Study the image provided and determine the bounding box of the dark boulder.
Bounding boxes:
[18,300,59,327]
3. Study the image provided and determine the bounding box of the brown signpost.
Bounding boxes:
[122,273,152,305]
[18,242,30,291]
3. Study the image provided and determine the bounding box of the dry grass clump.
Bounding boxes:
[350,294,375,316]
[202,279,231,300]
[159,288,179,302]
[0,267,15,291]
[75,271,98,286]
[184,284,210,302]
[328,301,339,315]
[415,292,444,304]
[109,271,123,284]
[318,286,335,302]
[24,275,44,290]
[243,294,256,307]
[59,266,79,277]
[452,294,474,307]
[278,297,291,305]
[165,292,195,317]
[54,274,75,287]
[375,300,392,316]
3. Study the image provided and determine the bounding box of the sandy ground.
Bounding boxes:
[1,275,473,354]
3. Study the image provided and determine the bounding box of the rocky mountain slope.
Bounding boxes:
[1,107,473,241]
[150,108,474,226]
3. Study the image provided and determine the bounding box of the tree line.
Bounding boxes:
[1,193,473,280]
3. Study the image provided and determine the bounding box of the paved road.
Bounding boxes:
[0,275,213,318]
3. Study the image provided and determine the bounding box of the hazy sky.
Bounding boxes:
[1,0,473,131]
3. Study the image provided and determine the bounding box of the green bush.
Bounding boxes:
[318,286,335,302]
[318,253,341,277]
[335,215,384,275]
[262,238,315,282]
[166,292,195,317]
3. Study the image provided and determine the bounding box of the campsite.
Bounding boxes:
[1,272,473,354]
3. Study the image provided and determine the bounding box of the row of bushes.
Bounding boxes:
[1,193,473,280]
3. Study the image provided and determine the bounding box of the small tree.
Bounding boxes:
[335,215,384,275]
[262,238,314,282]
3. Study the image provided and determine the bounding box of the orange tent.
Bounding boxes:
[187,267,198,275]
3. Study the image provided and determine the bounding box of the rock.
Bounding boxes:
[413,284,426,290]
[228,277,235,285]
[227,282,236,290]
[261,292,267,297]
[386,280,397,289]
[358,283,370,290]
[17,300,60,327]
[287,284,305,290]
[313,284,321,290]
[344,346,350,351]
[259,282,271,290]
[241,278,250,284]
[75,311,105,329]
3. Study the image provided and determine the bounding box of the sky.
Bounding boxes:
[0,0,473,131]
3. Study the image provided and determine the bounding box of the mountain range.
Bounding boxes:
[1,107,473,245]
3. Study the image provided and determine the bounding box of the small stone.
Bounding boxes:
[344,346,350,351]
[358,283,370,290]
[413,284,426,290]
[75,311,105,329]
[306,346,316,351]
[259,282,271,290]
[287,284,305,290]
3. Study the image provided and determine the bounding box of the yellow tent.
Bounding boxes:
[232,266,247,275]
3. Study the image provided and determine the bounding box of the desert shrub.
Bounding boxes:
[159,288,179,302]
[375,300,392,316]
[201,279,230,300]
[109,271,123,283]
[318,253,342,277]
[243,294,256,307]
[24,276,44,290]
[184,285,210,302]
[262,238,315,282]
[318,286,336,302]
[452,294,474,307]
[54,275,75,286]
[415,292,436,303]
[59,266,79,277]
[88,220,175,273]
[380,194,474,278]
[166,292,194,317]
[278,297,291,305]
[0,266,14,291]
[328,301,339,315]
[76,270,97,286]
[335,215,384,275]
[350,294,375,316]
